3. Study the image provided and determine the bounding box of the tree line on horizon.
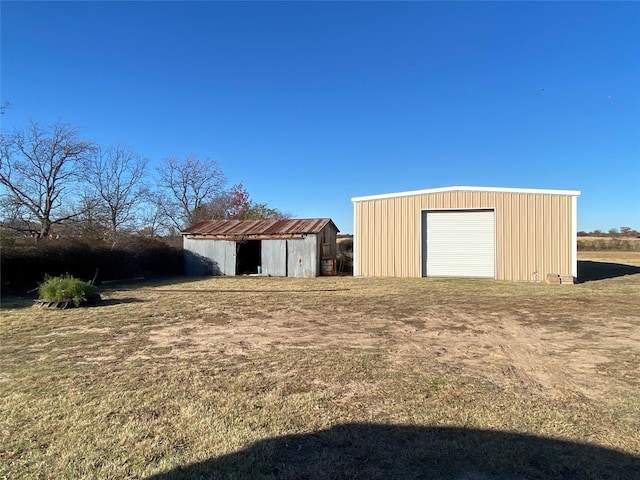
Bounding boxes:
[0,121,290,242]
[577,227,639,238]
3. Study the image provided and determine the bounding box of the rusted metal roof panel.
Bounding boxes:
[181,218,338,237]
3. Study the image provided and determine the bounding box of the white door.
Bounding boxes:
[423,210,495,278]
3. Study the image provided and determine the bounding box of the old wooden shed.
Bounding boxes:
[181,218,339,278]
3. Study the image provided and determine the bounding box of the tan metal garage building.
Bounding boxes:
[351,186,581,282]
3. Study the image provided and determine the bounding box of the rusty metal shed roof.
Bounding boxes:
[181,218,338,237]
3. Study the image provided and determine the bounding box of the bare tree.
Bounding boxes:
[0,122,94,239]
[0,195,38,240]
[156,154,226,229]
[189,191,233,225]
[60,193,108,240]
[138,206,165,237]
[82,144,148,240]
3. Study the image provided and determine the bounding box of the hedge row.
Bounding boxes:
[1,237,183,291]
[577,237,640,252]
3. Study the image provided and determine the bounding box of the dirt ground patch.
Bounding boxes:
[133,290,637,404]
[122,251,640,404]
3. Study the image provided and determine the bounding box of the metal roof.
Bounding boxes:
[351,186,581,202]
[181,218,338,236]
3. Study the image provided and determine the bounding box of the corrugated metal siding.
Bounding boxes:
[287,236,318,278]
[262,240,287,276]
[184,238,235,276]
[354,190,574,281]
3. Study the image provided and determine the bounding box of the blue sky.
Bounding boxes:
[2,1,639,233]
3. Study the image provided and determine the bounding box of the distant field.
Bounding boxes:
[1,252,639,479]
[577,236,640,251]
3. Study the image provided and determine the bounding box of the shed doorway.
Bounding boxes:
[236,240,261,275]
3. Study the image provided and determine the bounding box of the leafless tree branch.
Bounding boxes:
[156,154,227,229]
[0,121,95,238]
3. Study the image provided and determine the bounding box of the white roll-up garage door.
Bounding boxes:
[423,210,495,278]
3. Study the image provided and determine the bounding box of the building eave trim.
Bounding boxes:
[351,186,582,203]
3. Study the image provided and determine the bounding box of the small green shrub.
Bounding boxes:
[38,274,97,307]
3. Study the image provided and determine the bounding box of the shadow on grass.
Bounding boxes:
[0,295,144,309]
[578,260,640,282]
[94,297,144,307]
[0,294,37,309]
[98,275,194,289]
[146,423,640,480]
[98,274,251,290]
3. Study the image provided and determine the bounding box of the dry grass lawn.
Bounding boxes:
[1,251,639,479]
